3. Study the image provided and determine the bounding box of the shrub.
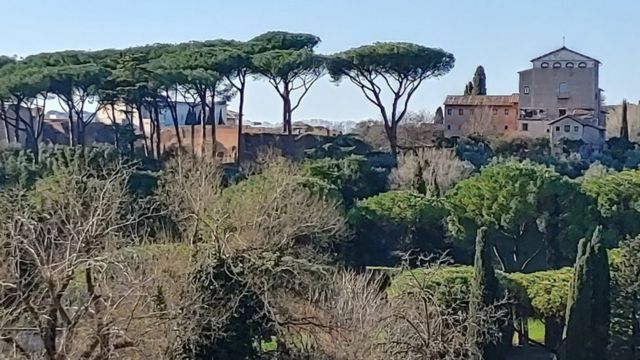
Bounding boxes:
[582,169,640,245]
[0,147,38,188]
[347,191,448,266]
[302,155,388,207]
[508,268,572,320]
[390,148,474,196]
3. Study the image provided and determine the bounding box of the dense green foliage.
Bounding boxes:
[347,191,448,266]
[582,169,640,245]
[447,160,597,272]
[509,268,573,320]
[302,155,388,207]
[609,236,640,360]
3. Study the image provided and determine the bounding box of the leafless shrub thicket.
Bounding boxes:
[0,163,200,359]
[390,148,475,196]
[279,259,508,360]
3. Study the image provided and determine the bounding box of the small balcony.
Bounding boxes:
[519,108,548,121]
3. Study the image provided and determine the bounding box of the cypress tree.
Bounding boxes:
[468,227,503,360]
[621,99,630,140]
[610,236,640,359]
[434,106,444,124]
[472,66,487,95]
[464,81,474,96]
[565,226,611,360]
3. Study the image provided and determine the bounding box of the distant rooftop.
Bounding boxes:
[531,46,601,64]
[444,94,519,107]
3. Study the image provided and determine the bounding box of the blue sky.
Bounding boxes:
[1,0,638,123]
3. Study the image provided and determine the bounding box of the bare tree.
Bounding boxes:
[0,163,195,360]
[462,106,495,137]
[279,259,508,360]
[390,148,474,196]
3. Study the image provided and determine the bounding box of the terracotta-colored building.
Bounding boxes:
[443,95,519,137]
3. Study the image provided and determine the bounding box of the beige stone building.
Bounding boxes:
[443,95,519,137]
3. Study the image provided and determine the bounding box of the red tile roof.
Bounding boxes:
[444,94,519,106]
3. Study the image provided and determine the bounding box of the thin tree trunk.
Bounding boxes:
[110,105,120,150]
[2,117,9,145]
[68,107,75,146]
[41,305,58,360]
[147,106,155,157]
[190,125,195,155]
[282,99,288,134]
[200,94,207,157]
[170,88,182,151]
[236,84,245,165]
[154,105,161,158]
[137,104,149,157]
[386,122,399,156]
[1,100,11,144]
[77,121,85,147]
[210,101,216,159]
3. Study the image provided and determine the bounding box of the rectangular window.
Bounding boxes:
[522,123,529,131]
[574,126,579,132]
[505,125,509,130]
[559,109,567,116]
[493,108,498,115]
[447,124,451,130]
[564,125,571,132]
[504,109,510,116]
[559,82,569,94]
[447,108,452,116]
[458,109,464,116]
[523,86,530,94]
[556,126,561,132]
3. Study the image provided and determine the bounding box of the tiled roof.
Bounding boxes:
[444,94,519,106]
[531,46,601,64]
[548,115,605,130]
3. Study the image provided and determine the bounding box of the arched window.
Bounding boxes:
[553,62,562,68]
[578,62,587,68]
[566,62,575,68]
[541,62,550,68]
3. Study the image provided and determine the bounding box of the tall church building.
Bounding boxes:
[517,47,606,150]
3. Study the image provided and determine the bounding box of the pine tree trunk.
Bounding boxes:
[154,106,161,158]
[137,104,149,157]
[200,95,207,157]
[190,125,195,155]
[211,102,216,159]
[1,100,11,144]
[110,105,120,150]
[236,84,245,165]
[68,108,76,146]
